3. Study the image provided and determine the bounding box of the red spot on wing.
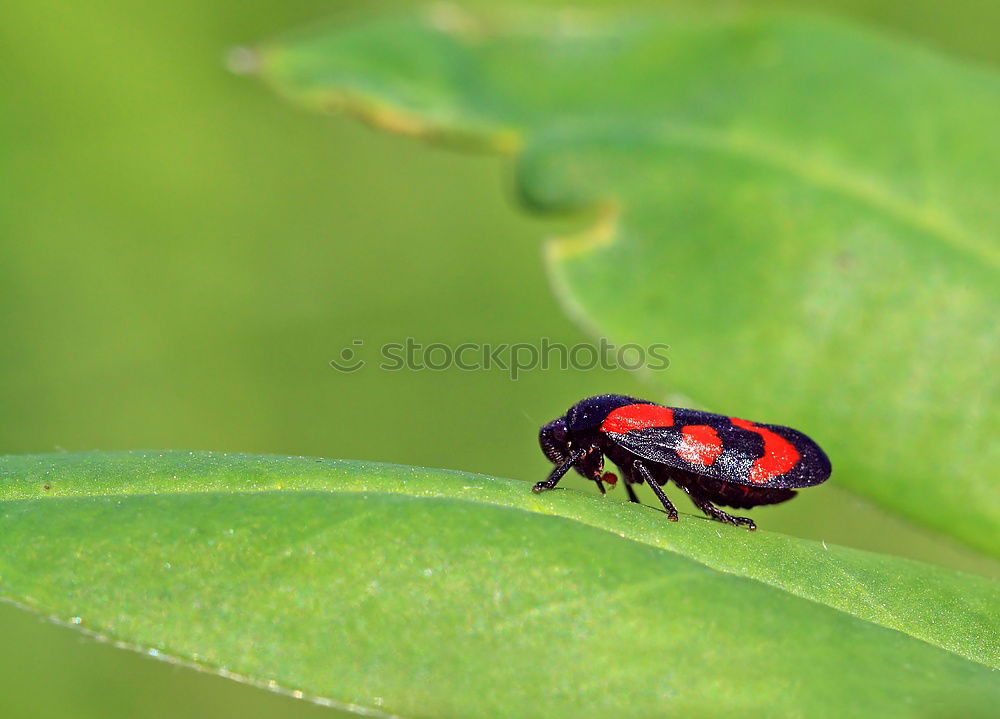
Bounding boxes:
[676,425,723,466]
[730,417,801,484]
[601,404,674,433]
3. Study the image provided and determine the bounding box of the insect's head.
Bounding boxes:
[539,416,571,465]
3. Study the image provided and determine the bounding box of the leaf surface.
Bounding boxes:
[1,452,998,717]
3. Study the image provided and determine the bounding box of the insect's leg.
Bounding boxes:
[676,484,756,531]
[622,479,640,504]
[533,447,587,493]
[571,448,609,495]
[632,461,678,521]
[592,473,607,496]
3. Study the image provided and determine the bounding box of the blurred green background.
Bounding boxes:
[2,1,998,717]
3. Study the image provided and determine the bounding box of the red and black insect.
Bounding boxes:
[535,394,831,530]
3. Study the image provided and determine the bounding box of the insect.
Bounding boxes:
[535,394,831,530]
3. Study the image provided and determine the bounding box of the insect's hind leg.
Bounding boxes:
[676,483,756,531]
[631,461,678,521]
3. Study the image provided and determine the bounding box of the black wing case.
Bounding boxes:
[604,413,831,490]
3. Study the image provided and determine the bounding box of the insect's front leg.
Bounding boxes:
[632,460,678,521]
[533,447,587,493]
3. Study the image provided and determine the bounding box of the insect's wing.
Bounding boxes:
[605,410,830,489]
[605,424,729,478]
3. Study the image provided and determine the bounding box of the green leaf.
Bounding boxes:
[256,7,1000,558]
[1,452,998,717]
